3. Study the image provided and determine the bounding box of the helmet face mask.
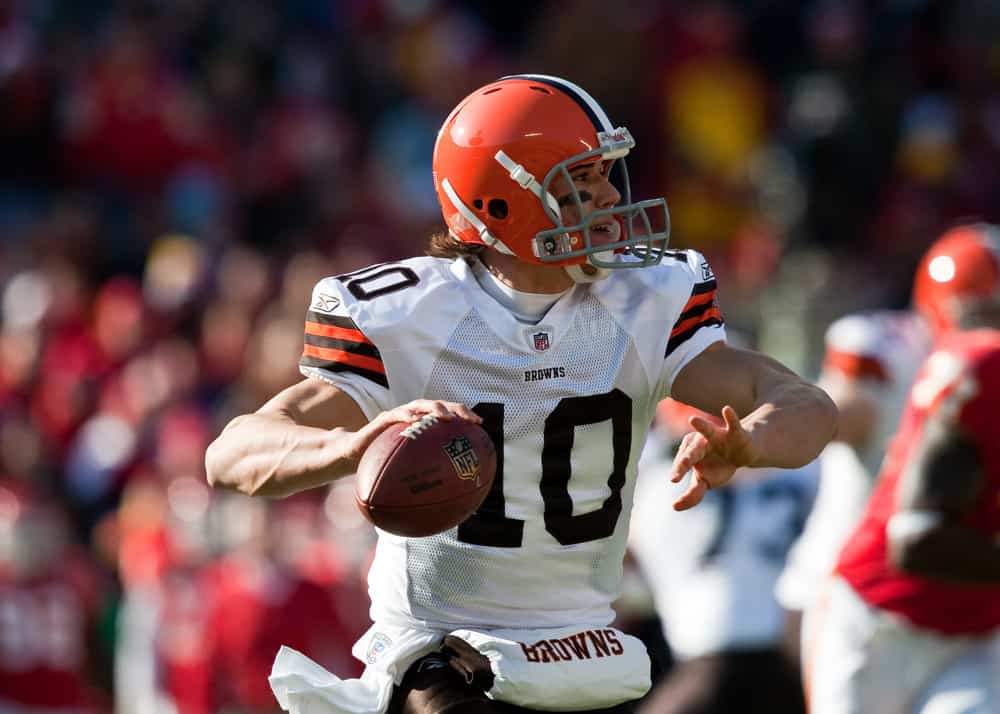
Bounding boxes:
[533,148,671,269]
[433,74,671,271]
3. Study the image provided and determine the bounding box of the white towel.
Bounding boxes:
[269,625,442,714]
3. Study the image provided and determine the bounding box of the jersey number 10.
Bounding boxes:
[335,264,633,549]
[459,390,632,548]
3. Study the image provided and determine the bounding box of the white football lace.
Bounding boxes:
[400,414,439,439]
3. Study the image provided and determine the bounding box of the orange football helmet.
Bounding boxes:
[912,223,1000,335]
[432,74,670,272]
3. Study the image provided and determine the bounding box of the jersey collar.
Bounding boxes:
[449,258,585,354]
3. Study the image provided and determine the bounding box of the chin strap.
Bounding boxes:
[494,150,561,215]
[564,262,610,283]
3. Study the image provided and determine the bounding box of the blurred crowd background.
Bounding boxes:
[0,0,998,712]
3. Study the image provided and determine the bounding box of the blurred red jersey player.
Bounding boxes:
[808,224,1000,714]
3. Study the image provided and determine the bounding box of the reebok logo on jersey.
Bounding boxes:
[520,629,624,663]
[524,367,566,382]
[312,293,340,313]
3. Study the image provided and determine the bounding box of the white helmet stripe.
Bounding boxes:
[503,74,614,132]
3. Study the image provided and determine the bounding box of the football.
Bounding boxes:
[354,415,497,537]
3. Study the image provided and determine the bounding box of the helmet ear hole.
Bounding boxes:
[473,199,483,210]
[488,199,509,220]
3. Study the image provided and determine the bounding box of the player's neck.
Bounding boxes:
[478,249,576,294]
[470,260,568,324]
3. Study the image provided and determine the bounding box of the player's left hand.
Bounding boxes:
[669,405,757,511]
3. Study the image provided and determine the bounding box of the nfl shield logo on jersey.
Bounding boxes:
[366,632,392,664]
[443,436,481,483]
[533,331,551,351]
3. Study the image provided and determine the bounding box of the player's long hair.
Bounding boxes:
[425,230,484,260]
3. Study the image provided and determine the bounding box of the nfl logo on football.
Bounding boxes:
[443,436,480,483]
[533,331,550,351]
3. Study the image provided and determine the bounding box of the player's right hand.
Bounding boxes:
[344,399,482,462]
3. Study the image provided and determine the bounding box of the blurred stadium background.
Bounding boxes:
[0,0,998,712]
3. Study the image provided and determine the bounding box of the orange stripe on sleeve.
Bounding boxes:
[304,321,375,345]
[302,344,385,374]
[304,321,373,344]
[670,306,723,339]
[680,290,716,313]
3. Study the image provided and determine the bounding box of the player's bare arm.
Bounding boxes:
[887,414,1000,582]
[668,342,838,510]
[205,377,480,498]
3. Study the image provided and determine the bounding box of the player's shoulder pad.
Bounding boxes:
[824,310,934,389]
[647,248,715,290]
[306,256,465,338]
[825,310,900,357]
[602,248,716,305]
[927,331,1000,397]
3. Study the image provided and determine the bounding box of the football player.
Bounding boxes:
[775,308,930,661]
[806,224,1000,713]
[206,75,836,714]
[630,399,816,714]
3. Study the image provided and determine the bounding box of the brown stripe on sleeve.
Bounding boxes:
[300,312,388,388]
[665,281,725,358]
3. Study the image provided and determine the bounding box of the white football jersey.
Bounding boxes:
[629,431,816,660]
[819,310,931,474]
[775,309,931,612]
[299,254,725,630]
